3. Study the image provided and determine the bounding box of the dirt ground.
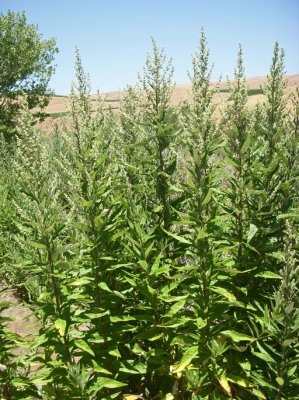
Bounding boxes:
[0,285,39,342]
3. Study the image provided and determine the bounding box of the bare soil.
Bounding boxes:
[0,285,39,346]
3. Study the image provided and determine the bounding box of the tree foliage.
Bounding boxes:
[0,10,57,141]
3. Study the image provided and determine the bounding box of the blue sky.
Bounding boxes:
[1,0,298,94]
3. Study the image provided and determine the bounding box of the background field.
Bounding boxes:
[40,74,299,131]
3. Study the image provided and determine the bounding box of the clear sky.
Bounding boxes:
[1,0,298,94]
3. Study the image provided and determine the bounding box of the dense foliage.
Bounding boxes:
[0,34,298,400]
[0,10,57,142]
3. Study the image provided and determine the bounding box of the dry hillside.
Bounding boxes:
[39,74,299,131]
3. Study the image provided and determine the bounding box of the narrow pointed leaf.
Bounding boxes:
[74,339,95,356]
[219,375,232,395]
[221,330,255,342]
[94,377,126,391]
[172,346,198,373]
[161,227,191,244]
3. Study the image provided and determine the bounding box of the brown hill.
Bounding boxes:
[40,74,299,131]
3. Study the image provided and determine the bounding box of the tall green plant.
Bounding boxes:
[1,33,297,400]
[216,45,272,399]
[119,85,145,188]
[223,45,250,276]
[118,39,187,398]
[138,38,178,230]
[254,42,289,248]
[271,220,299,400]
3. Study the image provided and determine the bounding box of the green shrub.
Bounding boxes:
[0,36,297,400]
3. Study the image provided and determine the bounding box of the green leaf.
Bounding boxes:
[219,375,232,396]
[221,330,255,342]
[196,317,207,329]
[138,260,149,271]
[165,299,186,317]
[247,223,258,243]
[158,294,188,303]
[119,366,139,375]
[29,368,52,385]
[225,155,239,169]
[227,374,254,388]
[93,377,126,391]
[110,315,135,322]
[251,371,276,389]
[54,318,66,337]
[172,346,198,373]
[255,341,276,362]
[30,334,48,349]
[134,362,147,374]
[251,388,266,399]
[239,361,251,372]
[211,286,237,302]
[170,335,197,347]
[69,277,92,286]
[148,333,163,341]
[255,271,282,279]
[150,264,170,277]
[109,348,121,357]
[197,229,208,241]
[74,339,95,356]
[99,281,113,292]
[27,239,47,250]
[91,361,112,375]
[253,351,275,363]
[241,134,251,154]
[161,227,191,244]
[202,189,213,206]
[164,394,174,400]
[136,328,162,341]
[158,317,191,328]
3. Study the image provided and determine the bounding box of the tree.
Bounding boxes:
[0,10,58,142]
